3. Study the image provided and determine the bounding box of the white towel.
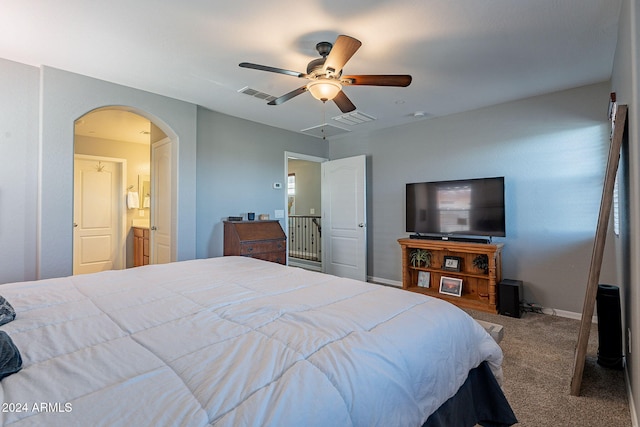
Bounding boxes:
[127,192,140,209]
[143,196,150,208]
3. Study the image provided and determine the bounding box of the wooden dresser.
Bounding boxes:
[133,227,150,267]
[223,220,286,265]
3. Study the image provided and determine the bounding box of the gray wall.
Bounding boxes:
[0,58,328,282]
[0,62,199,282]
[195,108,327,259]
[330,82,618,314]
[611,0,639,420]
[0,58,39,283]
[39,67,198,279]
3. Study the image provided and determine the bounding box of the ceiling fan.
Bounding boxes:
[239,35,412,113]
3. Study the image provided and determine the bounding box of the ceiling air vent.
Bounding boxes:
[238,86,277,103]
[301,123,350,139]
[332,111,376,126]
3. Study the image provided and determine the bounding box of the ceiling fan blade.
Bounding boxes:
[239,62,307,78]
[267,86,308,106]
[333,91,356,113]
[342,75,412,87]
[323,35,362,75]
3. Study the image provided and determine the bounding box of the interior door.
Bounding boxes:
[321,155,367,281]
[151,138,173,264]
[73,157,123,274]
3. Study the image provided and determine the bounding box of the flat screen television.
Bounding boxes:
[406,177,505,237]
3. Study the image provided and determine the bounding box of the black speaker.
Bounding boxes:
[596,284,623,369]
[498,279,522,318]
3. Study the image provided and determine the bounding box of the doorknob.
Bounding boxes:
[151,226,157,231]
[358,223,365,228]
[73,223,78,228]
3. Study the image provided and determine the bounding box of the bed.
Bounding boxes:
[0,256,516,426]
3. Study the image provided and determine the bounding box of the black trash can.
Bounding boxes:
[596,284,624,370]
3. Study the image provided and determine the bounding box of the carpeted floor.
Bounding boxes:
[466,309,632,427]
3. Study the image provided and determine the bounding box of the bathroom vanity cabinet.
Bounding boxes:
[133,227,149,267]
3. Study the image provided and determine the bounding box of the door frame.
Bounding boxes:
[73,154,127,273]
[284,152,328,270]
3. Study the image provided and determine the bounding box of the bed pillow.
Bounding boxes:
[0,296,15,326]
[0,331,21,379]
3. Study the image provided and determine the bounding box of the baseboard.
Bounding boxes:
[367,276,402,287]
[625,365,639,427]
[288,259,322,272]
[541,307,598,323]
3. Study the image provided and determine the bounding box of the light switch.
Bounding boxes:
[275,210,285,219]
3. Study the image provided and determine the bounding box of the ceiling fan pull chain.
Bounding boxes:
[322,101,327,140]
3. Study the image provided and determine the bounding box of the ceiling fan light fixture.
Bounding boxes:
[307,80,342,101]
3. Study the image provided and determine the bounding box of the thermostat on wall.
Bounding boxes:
[273,182,282,189]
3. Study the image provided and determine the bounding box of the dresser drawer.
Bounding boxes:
[239,240,285,255]
[249,251,286,265]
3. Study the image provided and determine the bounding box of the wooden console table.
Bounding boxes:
[398,238,503,313]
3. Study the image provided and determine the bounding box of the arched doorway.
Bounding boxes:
[73,106,176,273]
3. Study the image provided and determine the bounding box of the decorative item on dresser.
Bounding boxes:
[133,227,149,267]
[398,238,503,313]
[224,220,286,265]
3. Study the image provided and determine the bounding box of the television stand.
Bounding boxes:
[398,238,503,313]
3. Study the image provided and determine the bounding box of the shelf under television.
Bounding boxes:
[398,238,503,314]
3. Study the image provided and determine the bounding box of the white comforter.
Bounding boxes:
[0,256,503,427]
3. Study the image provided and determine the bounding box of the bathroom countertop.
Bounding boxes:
[131,219,150,228]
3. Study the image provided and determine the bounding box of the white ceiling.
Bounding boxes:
[0,0,622,139]
[75,109,151,145]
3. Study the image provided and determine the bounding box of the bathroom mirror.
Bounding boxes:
[138,174,150,208]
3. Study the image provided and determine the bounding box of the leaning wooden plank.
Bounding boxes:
[570,104,627,396]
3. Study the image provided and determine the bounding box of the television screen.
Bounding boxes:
[406,177,505,237]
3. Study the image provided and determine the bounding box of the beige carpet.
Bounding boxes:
[467,309,631,427]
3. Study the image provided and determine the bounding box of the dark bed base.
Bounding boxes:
[422,361,517,427]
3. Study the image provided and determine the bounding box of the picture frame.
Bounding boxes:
[439,276,463,297]
[442,256,462,272]
[417,271,430,288]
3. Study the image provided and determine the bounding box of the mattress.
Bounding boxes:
[0,256,511,426]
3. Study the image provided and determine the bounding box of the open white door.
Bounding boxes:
[151,138,173,264]
[321,155,367,281]
[73,156,125,274]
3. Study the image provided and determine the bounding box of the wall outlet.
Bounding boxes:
[273,182,282,189]
[274,210,284,219]
[310,208,315,214]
